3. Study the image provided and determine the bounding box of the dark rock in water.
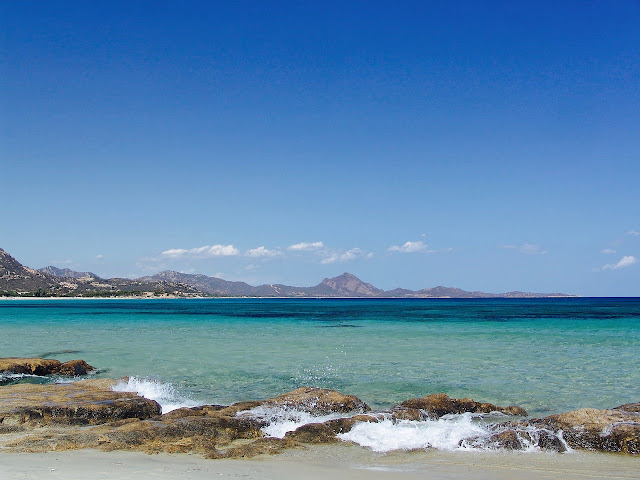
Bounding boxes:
[262,387,370,415]
[614,402,640,413]
[285,414,378,443]
[542,408,640,454]
[54,360,94,376]
[484,430,524,450]
[0,379,161,426]
[0,357,95,376]
[392,393,527,420]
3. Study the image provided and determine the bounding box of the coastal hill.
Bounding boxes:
[0,248,202,297]
[0,247,573,298]
[39,266,100,281]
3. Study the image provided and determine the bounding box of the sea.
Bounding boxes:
[1,297,639,453]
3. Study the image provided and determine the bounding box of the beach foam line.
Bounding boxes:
[112,377,201,414]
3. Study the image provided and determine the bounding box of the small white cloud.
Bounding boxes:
[245,246,282,258]
[628,230,640,237]
[288,241,324,251]
[388,241,429,254]
[600,248,616,254]
[161,245,239,259]
[602,256,637,270]
[95,254,104,259]
[320,248,370,264]
[502,243,547,255]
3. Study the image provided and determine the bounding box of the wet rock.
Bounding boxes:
[485,430,523,450]
[285,414,378,443]
[542,408,640,454]
[0,357,95,376]
[0,379,161,426]
[392,393,527,420]
[262,387,370,415]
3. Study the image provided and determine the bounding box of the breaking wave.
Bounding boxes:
[112,377,201,414]
[241,405,356,438]
[338,414,570,453]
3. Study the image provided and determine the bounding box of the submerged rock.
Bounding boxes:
[0,357,95,376]
[391,393,527,420]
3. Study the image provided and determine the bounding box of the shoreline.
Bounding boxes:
[1,446,638,480]
[0,295,588,300]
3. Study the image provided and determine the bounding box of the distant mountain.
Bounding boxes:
[0,248,59,294]
[0,249,202,297]
[39,266,100,280]
[140,270,571,298]
[312,273,383,297]
[0,247,574,298]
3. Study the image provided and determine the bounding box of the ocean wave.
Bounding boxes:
[240,405,356,438]
[112,377,201,414]
[338,414,571,453]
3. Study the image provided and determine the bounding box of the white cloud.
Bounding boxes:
[245,246,282,258]
[161,244,239,259]
[320,248,370,264]
[602,256,637,271]
[502,243,547,255]
[600,248,616,254]
[95,254,104,259]
[288,241,324,251]
[628,230,640,237]
[388,241,429,254]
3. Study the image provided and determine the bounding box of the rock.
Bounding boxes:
[484,430,524,450]
[392,393,527,420]
[614,402,640,413]
[0,357,95,376]
[542,408,640,454]
[55,360,94,376]
[285,414,378,443]
[262,387,370,415]
[0,379,161,426]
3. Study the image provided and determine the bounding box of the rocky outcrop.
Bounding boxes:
[540,407,640,454]
[0,358,95,376]
[261,387,370,415]
[1,380,637,457]
[391,393,527,420]
[0,379,161,426]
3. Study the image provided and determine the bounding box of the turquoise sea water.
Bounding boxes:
[1,298,639,418]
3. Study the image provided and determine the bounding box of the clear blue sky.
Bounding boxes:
[1,1,639,295]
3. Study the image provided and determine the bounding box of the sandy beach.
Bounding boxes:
[1,446,638,480]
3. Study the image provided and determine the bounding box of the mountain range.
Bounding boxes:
[0,247,573,298]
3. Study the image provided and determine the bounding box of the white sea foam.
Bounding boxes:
[241,405,354,439]
[338,414,492,452]
[112,377,200,414]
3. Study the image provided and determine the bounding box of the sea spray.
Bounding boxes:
[337,414,570,453]
[112,376,201,413]
[240,405,357,438]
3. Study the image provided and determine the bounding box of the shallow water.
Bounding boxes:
[1,297,639,420]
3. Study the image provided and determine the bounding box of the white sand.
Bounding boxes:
[1,445,638,480]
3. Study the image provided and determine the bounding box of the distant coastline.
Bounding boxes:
[1,247,576,299]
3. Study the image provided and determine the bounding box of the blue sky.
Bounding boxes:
[1,1,639,295]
